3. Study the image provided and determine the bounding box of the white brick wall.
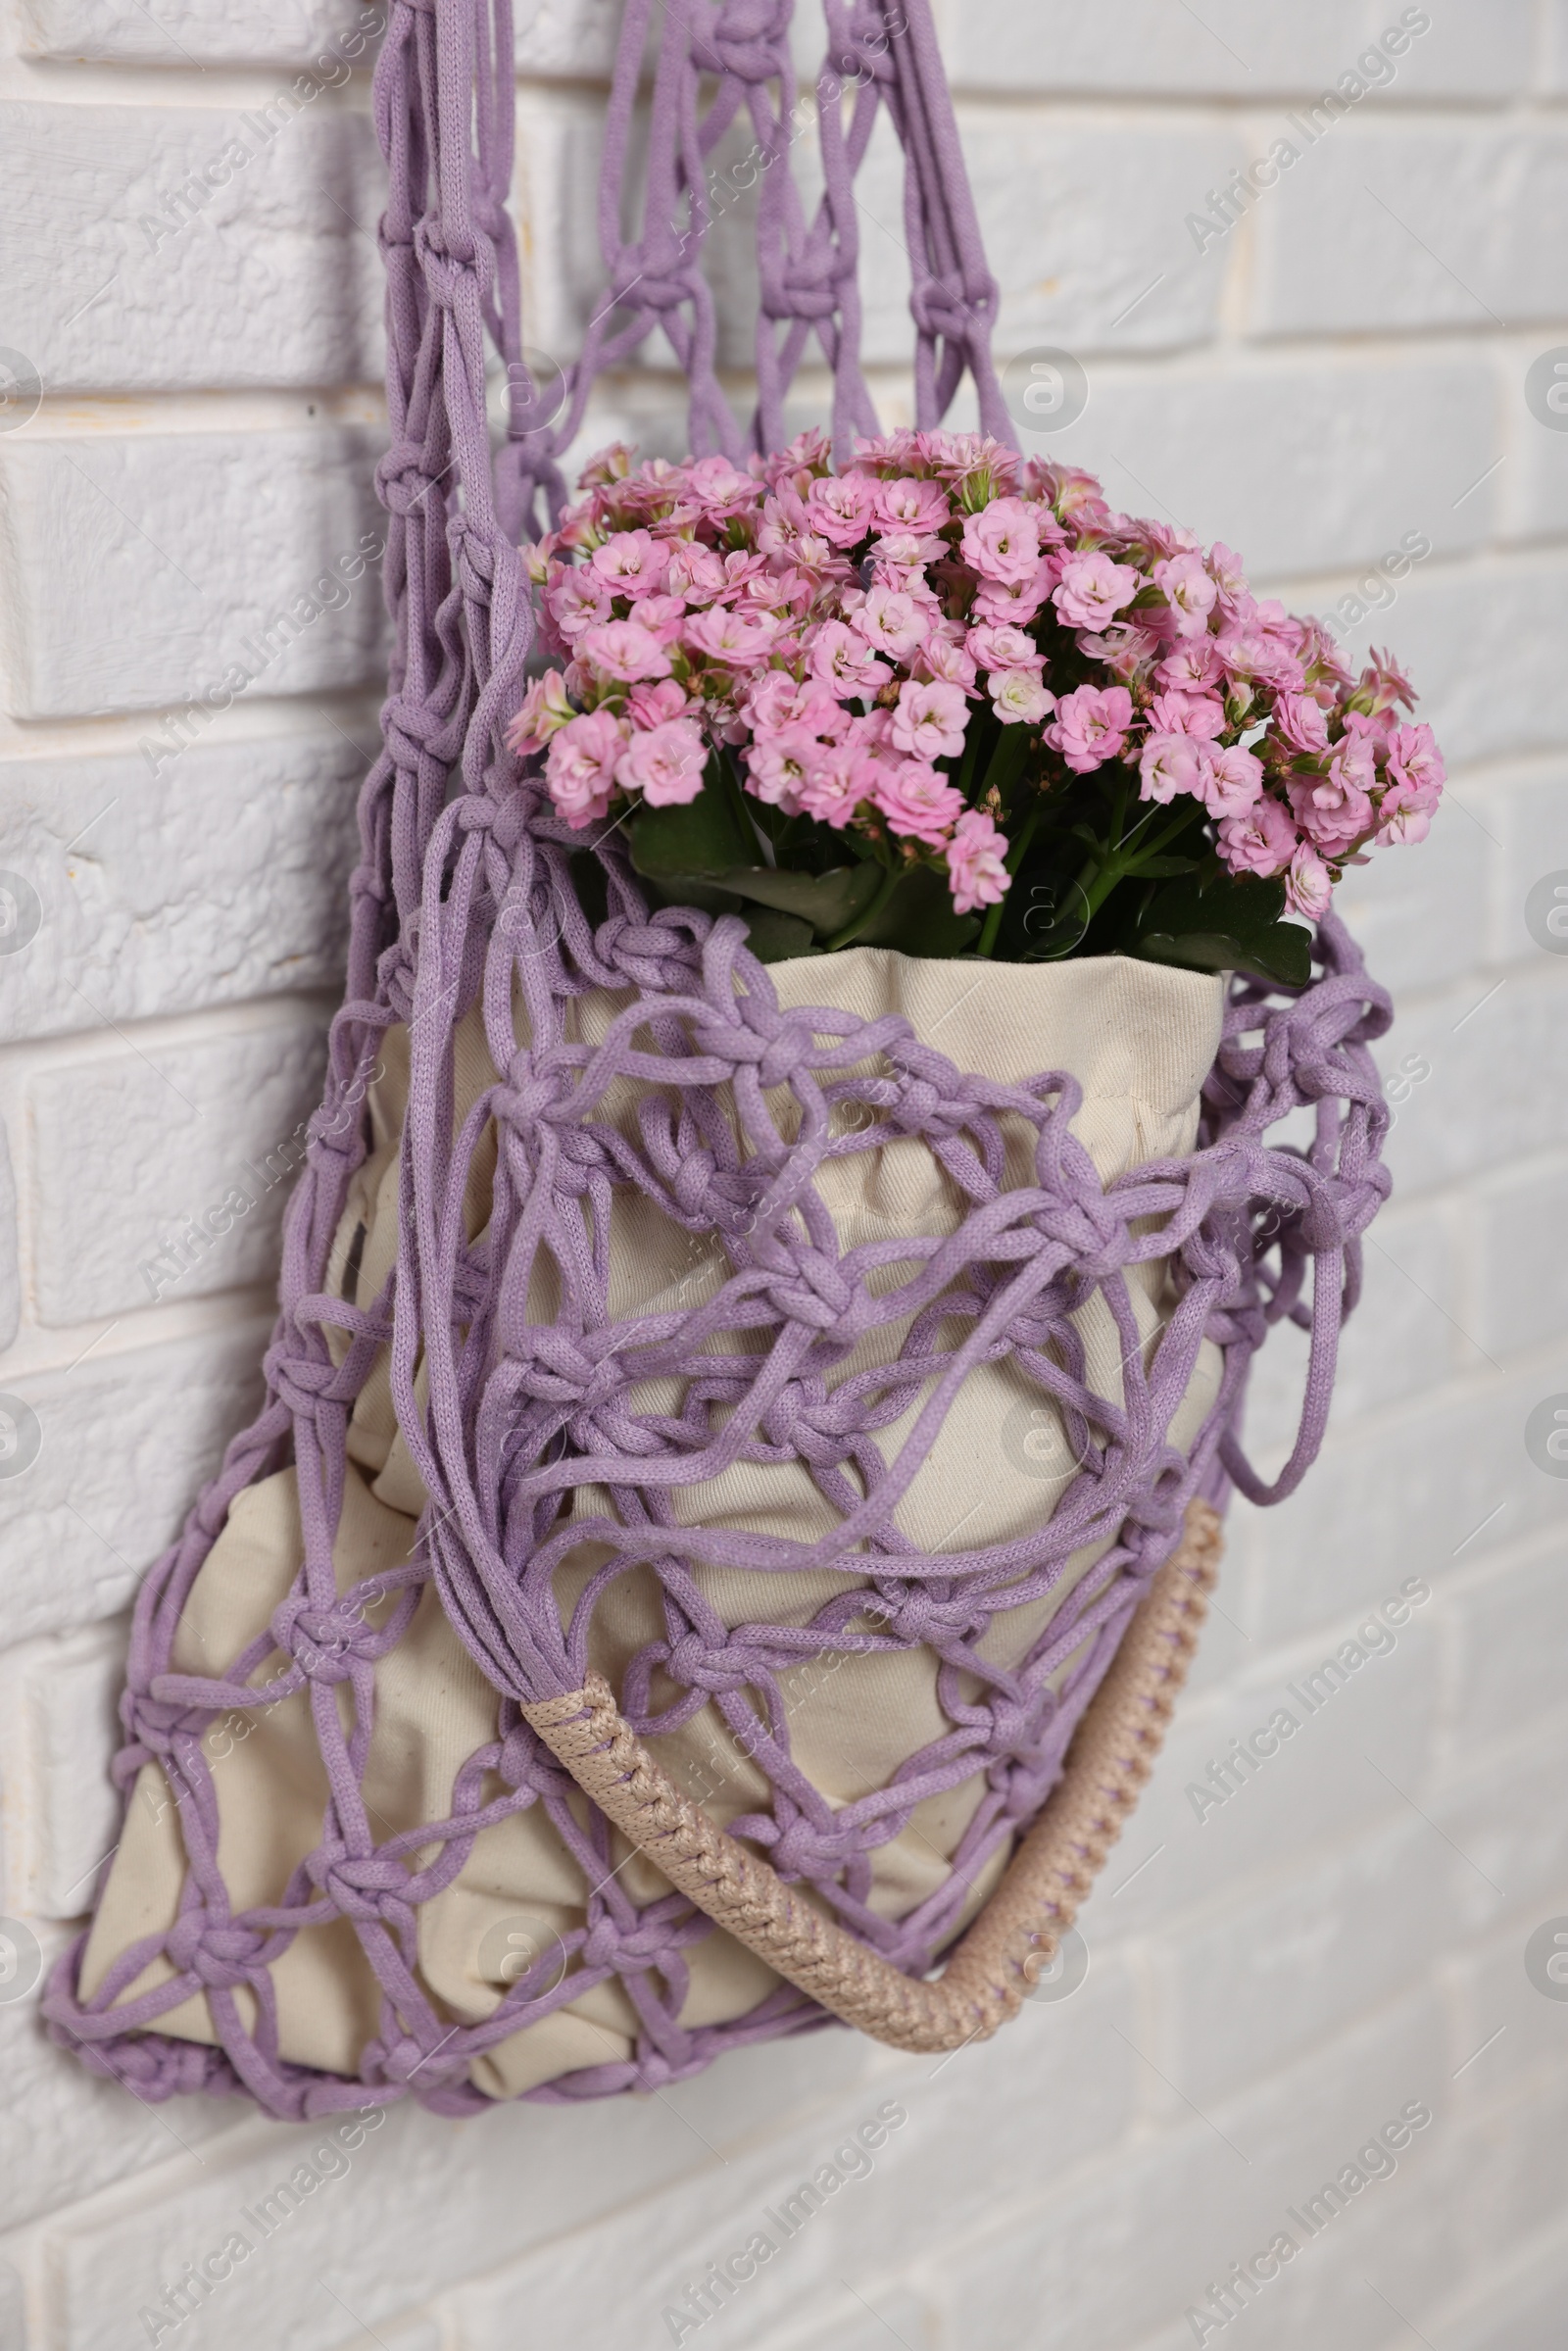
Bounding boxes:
[2,4,1566,2346]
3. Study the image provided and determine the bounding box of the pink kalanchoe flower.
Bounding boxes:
[805,470,879,548]
[851,585,931,660]
[1046,682,1134,771]
[1383,720,1445,804]
[1216,793,1298,880]
[545,567,613,645]
[505,668,574,756]
[1196,743,1265,820]
[1359,645,1417,715]
[1147,688,1226,740]
[685,455,757,514]
[580,617,673,682]
[1273,691,1331,756]
[1373,782,1436,847]
[971,559,1056,628]
[874,475,952,532]
[626,676,690,730]
[632,593,690,644]
[588,529,671,600]
[808,618,893,697]
[1213,621,1305,693]
[1154,637,1224,691]
[990,668,1055,727]
[1138,730,1208,807]
[1205,542,1253,617]
[967,622,1044,674]
[1286,841,1334,919]
[798,744,878,828]
[1076,619,1161,684]
[1152,550,1219,639]
[663,541,729,601]
[615,717,709,807]
[545,709,625,829]
[683,607,784,667]
[915,631,980,692]
[745,723,821,812]
[1289,748,1375,855]
[946,808,1011,916]
[891,677,969,760]
[745,671,846,738]
[1053,551,1142,632]
[960,497,1043,586]
[873,759,966,847]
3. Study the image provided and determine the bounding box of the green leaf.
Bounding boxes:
[1137,922,1311,987]
[1138,865,1289,946]
[1125,854,1200,879]
[710,862,885,937]
[735,907,818,963]
[1130,864,1312,987]
[854,863,980,958]
[628,759,755,881]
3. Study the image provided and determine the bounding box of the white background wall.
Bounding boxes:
[2,3,1567,2346]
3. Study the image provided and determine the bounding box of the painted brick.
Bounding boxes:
[1155,1812,1453,2103]
[1333,772,1491,1000]
[45,2080,804,2351]
[1253,130,1568,338]
[933,1,1534,100]
[9,1627,125,1920]
[0,733,361,1047]
[1299,556,1568,774]
[0,1925,243,2237]
[15,1,384,67]
[0,1121,18,1355]
[0,1319,270,1645]
[1441,1537,1568,1755]
[1,101,382,394]
[1369,960,1568,1200]
[5,2,1568,2339]
[24,1007,331,1325]
[0,424,387,722]
[1468,1155,1568,1358]
[1090,1597,1439,1941]
[1481,756,1568,971]
[1038,358,1495,579]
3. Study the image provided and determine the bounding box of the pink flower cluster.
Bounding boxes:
[507,429,1443,929]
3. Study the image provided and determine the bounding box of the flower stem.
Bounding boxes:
[823,857,902,953]
[974,800,1047,956]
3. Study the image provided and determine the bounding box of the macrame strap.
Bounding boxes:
[510,0,1010,524]
[523,1501,1220,2054]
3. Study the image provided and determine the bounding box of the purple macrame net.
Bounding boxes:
[47,0,1392,2120]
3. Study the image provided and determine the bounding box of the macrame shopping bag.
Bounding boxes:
[48,0,1392,2119]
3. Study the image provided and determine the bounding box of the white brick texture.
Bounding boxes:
[1,5,1566,2350]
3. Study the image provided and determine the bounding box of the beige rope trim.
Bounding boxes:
[523,1499,1222,2053]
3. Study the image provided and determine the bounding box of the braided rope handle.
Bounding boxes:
[523,1502,1221,2053]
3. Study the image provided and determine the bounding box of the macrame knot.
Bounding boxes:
[579,1909,678,1976]
[375,449,439,516]
[264,1343,350,1428]
[367,2033,459,2087]
[909,274,982,341]
[763,1244,860,1334]
[763,1811,854,1879]
[271,1592,378,1685]
[168,1912,271,1991]
[664,1631,755,1697]
[689,0,793,82]
[496,1051,575,1131]
[311,1844,410,1924]
[764,249,852,322]
[412,216,474,307]
[124,1694,217,1759]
